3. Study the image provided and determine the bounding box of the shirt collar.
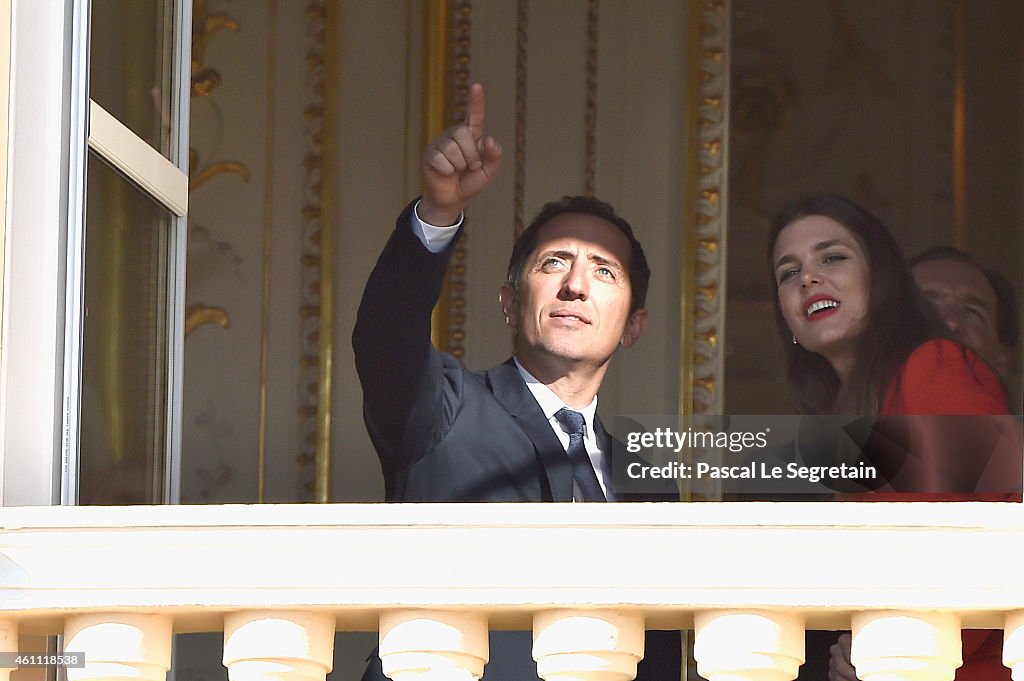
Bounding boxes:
[513,358,599,430]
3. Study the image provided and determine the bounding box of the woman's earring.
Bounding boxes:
[792,335,798,345]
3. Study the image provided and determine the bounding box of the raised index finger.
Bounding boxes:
[466,83,485,141]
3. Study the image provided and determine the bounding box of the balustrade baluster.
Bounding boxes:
[533,610,645,681]
[851,611,961,681]
[378,610,489,681]
[1002,611,1024,681]
[223,610,334,681]
[694,610,805,681]
[64,613,172,681]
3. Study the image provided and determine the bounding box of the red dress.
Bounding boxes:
[882,338,1008,415]
[857,339,1020,681]
[867,339,1021,500]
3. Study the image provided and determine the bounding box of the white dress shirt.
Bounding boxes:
[514,359,611,501]
[411,199,463,252]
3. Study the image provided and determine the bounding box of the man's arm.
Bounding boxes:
[352,202,460,466]
[352,84,502,469]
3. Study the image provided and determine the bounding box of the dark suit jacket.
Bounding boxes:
[352,200,681,680]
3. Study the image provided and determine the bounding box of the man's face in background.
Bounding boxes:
[912,258,1011,377]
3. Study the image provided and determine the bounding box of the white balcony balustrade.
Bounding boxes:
[1,503,1023,681]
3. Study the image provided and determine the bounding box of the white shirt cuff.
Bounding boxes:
[411,199,464,253]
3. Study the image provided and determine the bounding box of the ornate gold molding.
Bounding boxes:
[184,304,229,336]
[256,0,279,504]
[428,1,472,358]
[191,0,239,98]
[316,0,338,504]
[189,1,248,191]
[446,3,472,358]
[187,3,243,337]
[297,0,335,501]
[189,157,249,191]
[682,0,729,420]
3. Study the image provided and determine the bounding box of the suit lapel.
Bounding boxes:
[486,359,574,501]
[592,415,615,500]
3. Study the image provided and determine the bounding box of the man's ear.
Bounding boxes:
[620,308,648,348]
[499,283,518,327]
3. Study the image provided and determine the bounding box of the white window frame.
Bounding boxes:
[1,0,190,506]
[0,0,12,506]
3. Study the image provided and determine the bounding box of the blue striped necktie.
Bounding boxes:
[554,408,607,502]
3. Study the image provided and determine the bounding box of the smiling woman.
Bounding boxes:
[766,194,998,416]
[765,195,1021,503]
[767,195,1024,681]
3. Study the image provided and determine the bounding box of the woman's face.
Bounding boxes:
[772,215,871,378]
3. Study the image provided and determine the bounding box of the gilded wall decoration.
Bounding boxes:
[684,0,729,418]
[677,0,731,503]
[187,0,247,341]
[431,1,473,358]
[183,0,250,504]
[297,0,335,501]
[191,0,239,97]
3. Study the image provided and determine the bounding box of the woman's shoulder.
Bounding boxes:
[900,338,996,372]
[884,339,1009,415]
[902,337,969,368]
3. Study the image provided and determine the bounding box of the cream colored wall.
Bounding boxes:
[184,1,334,503]
[329,0,424,502]
[185,1,286,502]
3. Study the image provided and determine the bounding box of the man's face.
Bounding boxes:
[912,258,1010,377]
[499,213,647,374]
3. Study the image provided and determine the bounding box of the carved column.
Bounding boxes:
[533,610,645,681]
[223,611,335,681]
[378,610,489,681]
[851,611,961,681]
[694,610,805,681]
[64,613,172,681]
[0,620,16,681]
[1001,611,1024,680]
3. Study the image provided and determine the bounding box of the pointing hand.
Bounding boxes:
[419,83,503,226]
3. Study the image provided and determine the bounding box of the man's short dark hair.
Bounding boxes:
[909,246,1019,348]
[506,195,650,314]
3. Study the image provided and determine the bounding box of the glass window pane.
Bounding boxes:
[89,0,175,158]
[79,151,172,505]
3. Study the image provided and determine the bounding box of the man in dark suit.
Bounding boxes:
[353,83,680,681]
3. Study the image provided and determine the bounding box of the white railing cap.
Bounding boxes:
[2,502,1023,634]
